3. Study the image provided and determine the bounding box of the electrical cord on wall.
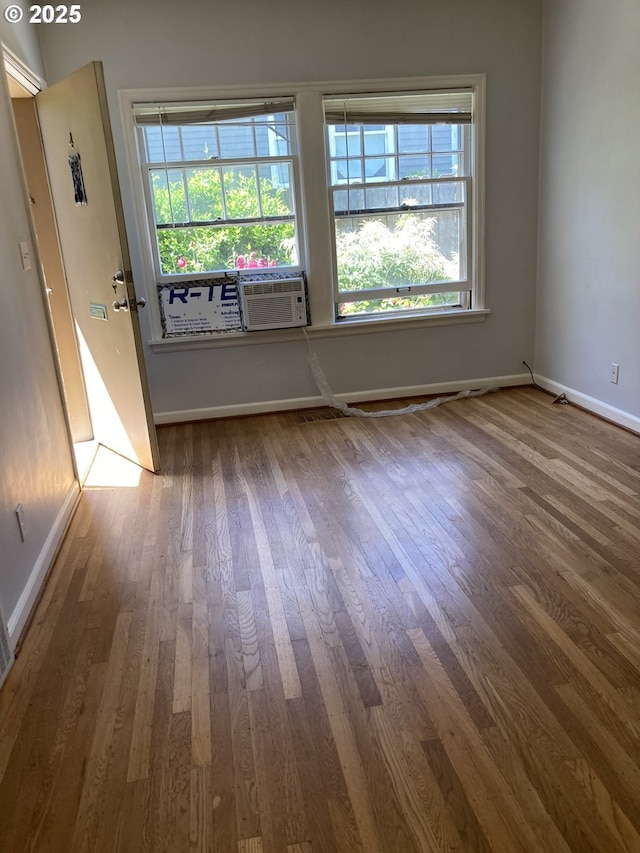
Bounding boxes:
[302,328,499,418]
[522,360,569,404]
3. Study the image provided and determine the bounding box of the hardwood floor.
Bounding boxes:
[1,387,638,852]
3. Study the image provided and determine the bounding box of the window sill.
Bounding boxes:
[147,307,490,352]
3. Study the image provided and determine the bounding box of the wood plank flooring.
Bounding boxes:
[1,387,639,852]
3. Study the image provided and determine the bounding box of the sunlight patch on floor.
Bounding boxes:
[83,445,143,488]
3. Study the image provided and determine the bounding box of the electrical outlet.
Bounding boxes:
[15,504,26,542]
[610,363,620,384]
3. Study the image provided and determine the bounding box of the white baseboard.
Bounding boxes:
[7,481,81,650]
[534,375,640,435]
[154,373,531,425]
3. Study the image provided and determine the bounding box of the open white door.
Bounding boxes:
[36,62,159,472]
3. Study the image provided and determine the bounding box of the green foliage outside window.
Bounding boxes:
[152,170,459,318]
[335,216,459,317]
[151,170,295,274]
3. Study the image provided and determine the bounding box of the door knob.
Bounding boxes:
[113,298,128,312]
[134,297,146,308]
[112,270,125,284]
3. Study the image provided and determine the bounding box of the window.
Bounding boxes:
[134,99,300,278]
[125,76,484,341]
[324,90,474,319]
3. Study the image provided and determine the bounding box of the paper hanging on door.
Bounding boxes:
[68,152,88,205]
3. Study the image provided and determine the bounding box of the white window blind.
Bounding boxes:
[133,97,296,126]
[323,90,473,125]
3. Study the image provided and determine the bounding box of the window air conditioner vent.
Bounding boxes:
[243,280,300,296]
[239,277,308,331]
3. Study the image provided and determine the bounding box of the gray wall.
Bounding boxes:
[536,0,640,421]
[0,9,76,638]
[38,0,543,417]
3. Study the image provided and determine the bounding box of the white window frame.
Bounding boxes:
[119,74,486,348]
[134,101,302,283]
[324,90,474,320]
[328,173,471,311]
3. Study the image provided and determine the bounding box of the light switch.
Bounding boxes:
[15,504,26,542]
[19,242,32,271]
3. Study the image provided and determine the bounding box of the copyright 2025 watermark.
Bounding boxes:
[4,4,82,23]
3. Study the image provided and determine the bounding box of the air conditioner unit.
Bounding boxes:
[238,277,308,331]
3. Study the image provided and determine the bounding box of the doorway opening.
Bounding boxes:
[4,52,160,478]
[5,55,98,482]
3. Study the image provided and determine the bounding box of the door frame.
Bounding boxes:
[3,46,91,483]
[3,49,159,480]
